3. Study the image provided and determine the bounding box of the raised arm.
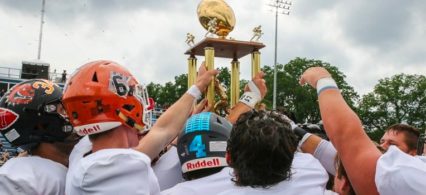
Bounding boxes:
[135,66,218,160]
[227,71,267,124]
[300,67,381,195]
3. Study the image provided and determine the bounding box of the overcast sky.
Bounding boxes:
[0,0,425,95]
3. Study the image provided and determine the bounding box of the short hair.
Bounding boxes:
[335,156,356,195]
[227,110,298,188]
[385,124,420,151]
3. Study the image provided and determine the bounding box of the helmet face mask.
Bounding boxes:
[130,83,153,132]
[0,79,73,149]
[62,60,153,136]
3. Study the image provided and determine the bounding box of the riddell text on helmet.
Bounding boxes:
[77,125,101,135]
[185,158,221,171]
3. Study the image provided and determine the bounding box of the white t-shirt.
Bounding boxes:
[161,167,234,195]
[152,146,184,191]
[218,152,328,195]
[67,148,160,195]
[375,145,426,195]
[0,156,67,195]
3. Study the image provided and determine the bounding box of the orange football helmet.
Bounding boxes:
[62,60,152,136]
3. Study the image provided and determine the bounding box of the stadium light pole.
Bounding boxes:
[37,0,46,60]
[268,0,291,110]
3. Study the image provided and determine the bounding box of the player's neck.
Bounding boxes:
[91,126,137,153]
[32,143,69,167]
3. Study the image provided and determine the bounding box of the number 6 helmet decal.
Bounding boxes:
[177,112,232,178]
[62,60,153,136]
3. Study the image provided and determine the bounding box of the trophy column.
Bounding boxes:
[251,50,261,78]
[230,58,240,107]
[205,47,215,109]
[187,54,197,87]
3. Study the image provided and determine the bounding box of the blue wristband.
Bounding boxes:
[316,78,339,95]
[317,86,339,95]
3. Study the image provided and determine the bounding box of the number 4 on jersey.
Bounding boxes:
[189,135,206,158]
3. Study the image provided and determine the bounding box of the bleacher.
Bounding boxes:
[151,108,166,124]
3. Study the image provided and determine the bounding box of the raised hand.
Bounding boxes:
[299,67,332,89]
[195,62,219,92]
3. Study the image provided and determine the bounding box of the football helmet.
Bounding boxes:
[177,112,232,178]
[0,79,73,149]
[62,60,153,136]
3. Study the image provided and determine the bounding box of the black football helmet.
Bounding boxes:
[0,79,73,150]
[177,112,232,179]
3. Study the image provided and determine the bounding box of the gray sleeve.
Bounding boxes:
[313,140,337,175]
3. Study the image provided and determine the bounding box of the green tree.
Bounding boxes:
[358,74,426,140]
[146,74,188,107]
[262,57,359,124]
[173,74,188,98]
[217,67,231,88]
[146,82,163,104]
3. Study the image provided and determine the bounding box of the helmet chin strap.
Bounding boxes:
[117,111,146,133]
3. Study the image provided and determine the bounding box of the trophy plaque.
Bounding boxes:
[185,0,265,113]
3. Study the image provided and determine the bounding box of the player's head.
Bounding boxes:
[62,60,153,137]
[334,155,355,195]
[0,79,73,150]
[380,123,419,155]
[177,112,232,180]
[227,110,298,188]
[334,142,384,195]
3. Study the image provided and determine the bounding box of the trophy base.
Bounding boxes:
[185,37,265,59]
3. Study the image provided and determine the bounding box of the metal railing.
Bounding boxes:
[0,66,68,83]
[0,67,21,79]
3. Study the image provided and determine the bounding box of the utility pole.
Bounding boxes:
[37,0,46,60]
[268,0,292,110]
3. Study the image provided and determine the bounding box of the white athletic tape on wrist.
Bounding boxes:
[239,81,262,108]
[316,77,338,95]
[186,85,202,100]
[239,92,261,109]
[247,80,261,97]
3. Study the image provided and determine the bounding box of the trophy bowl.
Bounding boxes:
[197,0,236,38]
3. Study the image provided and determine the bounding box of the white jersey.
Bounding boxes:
[0,156,67,195]
[324,190,338,195]
[375,145,426,195]
[161,167,234,195]
[65,136,92,195]
[218,152,328,195]
[67,148,160,195]
[152,146,184,190]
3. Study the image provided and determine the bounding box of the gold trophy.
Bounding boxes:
[185,0,265,114]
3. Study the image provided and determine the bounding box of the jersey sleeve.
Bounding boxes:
[313,139,337,175]
[375,146,426,195]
